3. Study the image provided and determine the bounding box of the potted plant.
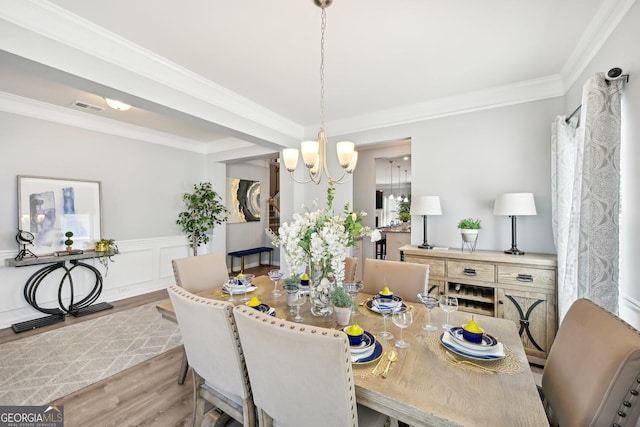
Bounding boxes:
[95,238,119,276]
[176,182,228,256]
[332,286,353,326]
[64,231,74,252]
[457,218,481,247]
[398,194,411,226]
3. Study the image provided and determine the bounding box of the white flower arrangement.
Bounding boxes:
[274,185,381,284]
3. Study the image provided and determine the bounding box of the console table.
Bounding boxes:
[5,251,114,333]
[400,245,557,365]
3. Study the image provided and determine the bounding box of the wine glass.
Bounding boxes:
[291,291,306,322]
[417,293,439,331]
[268,269,284,296]
[342,282,363,314]
[372,298,394,340]
[439,295,458,330]
[284,283,300,313]
[392,309,414,348]
[224,277,240,302]
[238,274,255,302]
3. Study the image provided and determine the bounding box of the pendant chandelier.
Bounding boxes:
[403,169,409,202]
[388,160,395,200]
[282,0,358,185]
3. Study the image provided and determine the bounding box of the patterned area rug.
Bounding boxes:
[0,302,181,405]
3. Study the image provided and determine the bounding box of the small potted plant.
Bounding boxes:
[95,238,118,276]
[457,218,481,247]
[64,231,74,252]
[331,286,353,326]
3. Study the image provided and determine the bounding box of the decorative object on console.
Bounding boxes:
[15,229,37,261]
[226,178,260,223]
[64,231,74,252]
[457,218,481,253]
[411,196,442,249]
[95,238,119,276]
[493,193,537,255]
[176,182,228,256]
[282,0,358,185]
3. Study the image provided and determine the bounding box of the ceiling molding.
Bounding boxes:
[560,0,637,93]
[0,91,207,153]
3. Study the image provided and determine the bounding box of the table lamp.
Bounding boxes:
[411,196,442,249]
[493,193,537,255]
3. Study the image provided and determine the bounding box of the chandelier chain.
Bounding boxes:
[320,7,326,132]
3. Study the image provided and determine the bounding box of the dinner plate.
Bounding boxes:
[251,303,276,316]
[448,327,498,352]
[372,294,403,304]
[366,299,407,314]
[349,331,376,354]
[223,285,257,295]
[440,333,505,361]
[352,341,383,365]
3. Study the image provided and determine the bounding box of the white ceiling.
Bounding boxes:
[0,0,633,157]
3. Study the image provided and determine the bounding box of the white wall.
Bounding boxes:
[0,111,207,328]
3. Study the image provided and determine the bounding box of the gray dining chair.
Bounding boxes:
[541,298,640,427]
[362,258,429,303]
[233,305,390,427]
[172,251,230,384]
[168,285,255,427]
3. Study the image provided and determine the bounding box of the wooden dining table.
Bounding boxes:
[156,275,549,427]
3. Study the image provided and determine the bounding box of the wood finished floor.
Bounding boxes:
[1,265,273,427]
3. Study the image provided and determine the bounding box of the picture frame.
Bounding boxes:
[226,177,261,223]
[17,175,103,255]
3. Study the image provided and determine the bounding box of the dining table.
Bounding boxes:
[156,275,549,427]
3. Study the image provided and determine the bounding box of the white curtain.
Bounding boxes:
[552,73,623,320]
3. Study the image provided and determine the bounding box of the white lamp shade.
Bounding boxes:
[336,141,355,168]
[301,140,319,168]
[411,196,442,216]
[345,151,358,173]
[493,193,537,216]
[282,148,299,172]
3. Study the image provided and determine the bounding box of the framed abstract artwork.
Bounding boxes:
[17,175,102,255]
[226,178,261,223]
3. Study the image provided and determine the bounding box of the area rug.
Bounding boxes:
[0,302,182,406]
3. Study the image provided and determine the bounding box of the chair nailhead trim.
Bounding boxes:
[618,411,626,417]
[623,401,631,407]
[631,390,639,396]
[613,423,621,427]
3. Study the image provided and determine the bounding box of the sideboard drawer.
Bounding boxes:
[498,265,556,288]
[448,261,496,282]
[404,255,445,276]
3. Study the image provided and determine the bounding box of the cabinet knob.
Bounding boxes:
[498,300,504,304]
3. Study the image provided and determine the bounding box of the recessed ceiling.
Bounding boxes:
[0,0,629,154]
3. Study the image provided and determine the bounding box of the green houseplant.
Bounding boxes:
[332,286,353,326]
[457,218,481,251]
[95,238,118,276]
[176,182,228,256]
[398,194,411,224]
[64,231,74,252]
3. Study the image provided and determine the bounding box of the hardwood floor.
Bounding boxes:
[2,264,273,426]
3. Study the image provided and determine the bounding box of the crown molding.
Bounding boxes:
[0,91,207,153]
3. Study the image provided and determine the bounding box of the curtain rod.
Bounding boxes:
[565,67,630,124]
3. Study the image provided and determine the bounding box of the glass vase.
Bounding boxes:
[309,263,335,317]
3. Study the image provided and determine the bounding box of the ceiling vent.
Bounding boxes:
[71,100,104,112]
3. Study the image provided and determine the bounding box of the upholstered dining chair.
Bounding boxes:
[233,305,390,427]
[167,286,255,427]
[362,258,429,303]
[344,256,358,283]
[541,298,640,427]
[172,251,230,384]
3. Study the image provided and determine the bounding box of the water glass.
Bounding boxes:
[439,295,458,330]
[392,309,413,348]
[238,274,255,302]
[417,293,439,331]
[342,282,363,314]
[283,283,300,313]
[225,277,240,302]
[291,291,306,322]
[372,298,394,340]
[268,269,284,297]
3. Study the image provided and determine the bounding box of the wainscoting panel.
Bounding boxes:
[0,236,190,330]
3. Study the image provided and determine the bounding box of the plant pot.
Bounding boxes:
[334,306,351,326]
[460,229,478,243]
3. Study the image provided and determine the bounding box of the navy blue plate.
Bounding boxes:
[352,341,383,365]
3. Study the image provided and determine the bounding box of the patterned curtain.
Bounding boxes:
[552,73,623,320]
